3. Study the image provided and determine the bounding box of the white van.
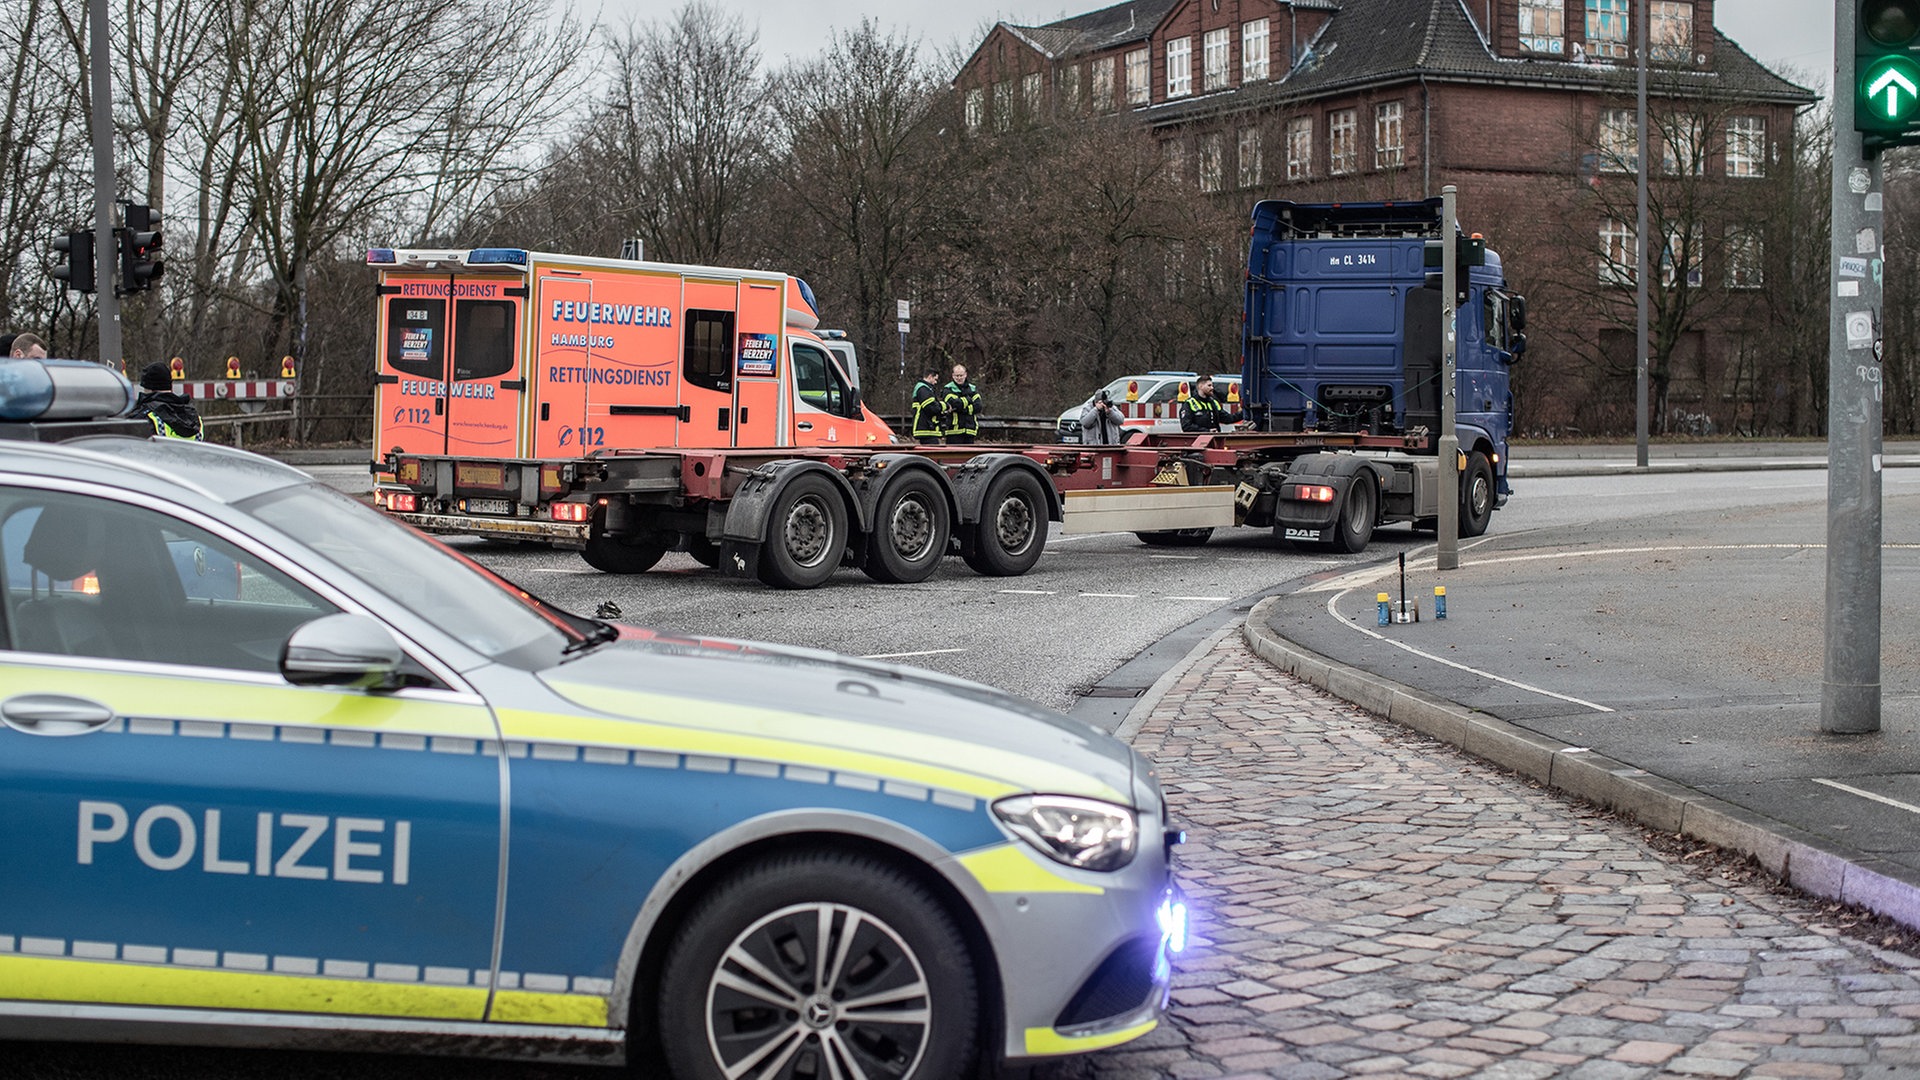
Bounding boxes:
[1056,371,1242,442]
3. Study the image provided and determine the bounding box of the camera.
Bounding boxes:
[1095,389,1112,404]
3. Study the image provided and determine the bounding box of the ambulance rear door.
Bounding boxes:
[373,271,525,458]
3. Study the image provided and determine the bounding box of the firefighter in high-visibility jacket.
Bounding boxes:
[136,361,204,440]
[942,364,981,444]
[910,366,948,444]
[1178,374,1244,433]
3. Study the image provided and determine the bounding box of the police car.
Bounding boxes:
[0,359,1184,1076]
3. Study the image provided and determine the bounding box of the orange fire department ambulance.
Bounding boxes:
[369,247,893,460]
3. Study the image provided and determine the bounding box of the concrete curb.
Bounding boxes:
[1114,622,1239,745]
[1240,596,1920,935]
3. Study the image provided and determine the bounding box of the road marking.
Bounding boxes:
[1080,592,1139,599]
[1148,555,1201,560]
[1813,777,1920,815]
[998,589,1055,595]
[861,648,969,660]
[1322,588,1614,713]
[1167,595,1232,602]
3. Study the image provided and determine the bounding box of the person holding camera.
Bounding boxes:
[1079,388,1126,444]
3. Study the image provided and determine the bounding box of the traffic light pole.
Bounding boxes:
[86,0,120,368]
[1436,185,1459,571]
[1825,0,1883,734]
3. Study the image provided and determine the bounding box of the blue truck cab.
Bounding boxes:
[1240,199,1526,513]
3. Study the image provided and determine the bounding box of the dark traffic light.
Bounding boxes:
[1858,0,1920,153]
[119,203,164,293]
[52,230,95,293]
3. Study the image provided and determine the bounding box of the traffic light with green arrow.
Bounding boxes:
[1859,0,1920,153]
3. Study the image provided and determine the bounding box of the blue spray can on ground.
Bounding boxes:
[1376,593,1391,626]
[1435,586,1447,620]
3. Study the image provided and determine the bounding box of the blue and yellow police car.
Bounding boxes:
[0,359,1184,1077]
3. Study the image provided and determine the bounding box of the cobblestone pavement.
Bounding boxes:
[1033,633,1920,1080]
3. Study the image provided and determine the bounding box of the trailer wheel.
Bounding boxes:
[759,473,849,589]
[863,472,951,584]
[1460,452,1494,538]
[961,469,1047,577]
[1329,477,1377,554]
[583,522,668,575]
[1135,528,1213,548]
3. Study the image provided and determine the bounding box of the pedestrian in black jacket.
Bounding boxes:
[136,362,203,440]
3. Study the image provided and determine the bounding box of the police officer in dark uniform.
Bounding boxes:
[942,364,981,444]
[1178,375,1244,433]
[136,362,204,440]
[909,366,948,444]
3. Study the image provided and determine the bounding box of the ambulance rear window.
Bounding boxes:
[684,309,735,394]
[454,299,515,381]
[386,297,445,379]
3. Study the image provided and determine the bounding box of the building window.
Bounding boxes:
[1243,18,1269,81]
[1727,116,1766,178]
[1600,220,1636,285]
[1661,225,1704,288]
[1166,37,1192,98]
[1092,57,1115,111]
[1726,227,1764,289]
[1661,114,1704,175]
[1059,64,1081,113]
[1286,116,1312,180]
[1204,28,1231,91]
[1164,139,1187,186]
[993,81,1012,133]
[1199,132,1225,192]
[964,88,984,133]
[1023,72,1043,117]
[1586,0,1629,61]
[1650,1,1693,63]
[1375,102,1404,169]
[1238,126,1263,187]
[1519,0,1565,55]
[1599,108,1637,172]
[1328,109,1357,175]
[1126,48,1150,105]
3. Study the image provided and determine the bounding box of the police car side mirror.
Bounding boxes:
[281,614,405,690]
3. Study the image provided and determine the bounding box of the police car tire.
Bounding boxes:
[1460,451,1494,538]
[759,473,849,589]
[658,850,978,1080]
[583,530,668,574]
[960,469,1046,577]
[862,472,951,584]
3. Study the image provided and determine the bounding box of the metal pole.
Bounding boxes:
[1436,184,1459,570]
[87,0,121,368]
[1634,0,1649,467]
[1824,0,1883,734]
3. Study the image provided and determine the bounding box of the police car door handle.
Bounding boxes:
[1,694,115,736]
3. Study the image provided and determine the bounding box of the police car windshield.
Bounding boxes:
[242,484,586,667]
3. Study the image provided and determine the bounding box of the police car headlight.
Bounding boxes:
[992,794,1138,872]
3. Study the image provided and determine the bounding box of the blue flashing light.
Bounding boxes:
[794,278,819,317]
[366,248,396,264]
[1156,893,1189,954]
[0,359,138,421]
[467,248,529,265]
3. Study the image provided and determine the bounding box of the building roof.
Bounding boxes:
[1004,0,1182,58]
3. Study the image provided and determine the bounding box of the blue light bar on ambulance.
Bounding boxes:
[467,248,529,265]
[0,358,138,421]
[366,248,397,264]
[795,278,819,318]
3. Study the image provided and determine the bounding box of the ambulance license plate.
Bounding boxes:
[1283,528,1320,541]
[467,498,512,516]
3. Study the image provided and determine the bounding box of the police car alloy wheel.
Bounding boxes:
[659,851,977,1080]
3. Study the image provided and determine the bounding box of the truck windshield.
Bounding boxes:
[242,484,587,668]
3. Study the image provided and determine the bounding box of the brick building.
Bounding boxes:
[956,0,1819,434]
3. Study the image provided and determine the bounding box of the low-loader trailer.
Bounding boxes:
[371,199,1523,589]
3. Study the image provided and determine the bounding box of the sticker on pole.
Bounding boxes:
[1847,311,1875,351]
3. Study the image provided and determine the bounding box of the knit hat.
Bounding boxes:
[139,361,171,392]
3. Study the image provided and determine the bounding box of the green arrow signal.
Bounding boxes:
[1866,58,1920,120]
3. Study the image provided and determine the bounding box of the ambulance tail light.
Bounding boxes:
[467,248,529,266]
[366,248,397,264]
[550,501,592,523]
[1289,484,1337,503]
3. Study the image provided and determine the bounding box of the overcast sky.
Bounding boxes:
[597,0,1832,91]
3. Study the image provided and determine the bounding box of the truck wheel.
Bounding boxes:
[1135,528,1213,547]
[1460,452,1494,538]
[961,469,1047,577]
[1329,478,1377,554]
[583,523,667,574]
[657,851,978,1080]
[759,473,849,589]
[863,472,951,584]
